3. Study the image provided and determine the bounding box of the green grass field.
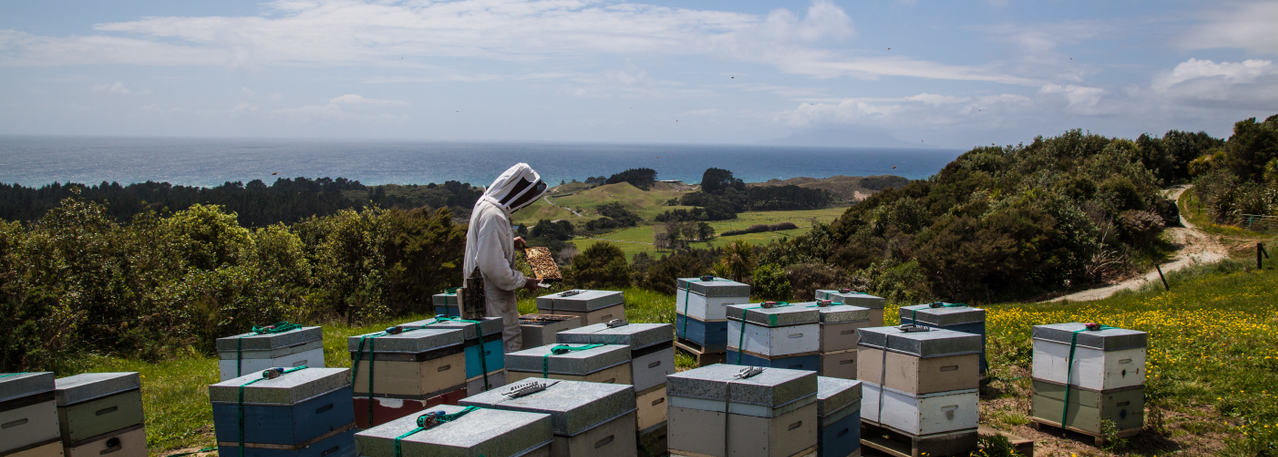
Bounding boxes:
[569,207,849,260]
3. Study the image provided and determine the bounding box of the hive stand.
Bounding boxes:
[859,423,977,457]
[1028,417,1141,448]
[977,427,1034,457]
[672,338,725,367]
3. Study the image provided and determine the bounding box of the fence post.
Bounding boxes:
[1259,242,1269,270]
[1156,264,1169,291]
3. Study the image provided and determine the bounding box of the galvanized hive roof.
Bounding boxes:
[676,277,750,297]
[209,367,350,405]
[356,405,552,457]
[667,364,817,409]
[459,379,635,437]
[857,326,983,358]
[1032,323,1147,350]
[215,326,323,352]
[809,303,871,323]
[555,323,672,350]
[0,372,55,403]
[725,303,819,327]
[535,290,624,312]
[402,317,503,340]
[54,372,140,406]
[816,377,862,418]
[505,344,630,376]
[432,293,459,306]
[346,327,464,354]
[898,304,986,326]
[815,290,885,309]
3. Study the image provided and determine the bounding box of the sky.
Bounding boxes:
[1,0,1276,149]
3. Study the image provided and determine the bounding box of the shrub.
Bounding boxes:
[639,253,706,295]
[752,264,791,301]
[784,263,845,300]
[570,242,631,289]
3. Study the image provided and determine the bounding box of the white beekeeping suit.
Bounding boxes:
[464,163,548,353]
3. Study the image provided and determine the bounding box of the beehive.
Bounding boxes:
[899,303,987,374]
[346,327,466,399]
[354,404,553,457]
[817,377,862,457]
[1030,379,1144,435]
[505,344,632,385]
[53,373,146,457]
[402,317,506,387]
[209,367,356,457]
[519,314,585,349]
[726,303,821,371]
[351,388,467,430]
[460,379,638,457]
[431,292,460,318]
[667,364,818,457]
[216,326,325,382]
[856,327,982,395]
[535,290,625,326]
[1,372,60,456]
[814,290,885,326]
[1031,323,1147,391]
[861,383,979,437]
[557,322,675,432]
[819,350,858,381]
[813,303,872,353]
[675,277,749,352]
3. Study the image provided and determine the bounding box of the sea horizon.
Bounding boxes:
[0,134,964,188]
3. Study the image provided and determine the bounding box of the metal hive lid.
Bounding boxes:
[555,323,673,350]
[432,293,459,306]
[675,277,751,297]
[816,377,862,418]
[0,372,55,403]
[815,290,885,309]
[725,303,819,327]
[356,405,552,457]
[1032,323,1147,351]
[505,344,630,375]
[346,327,464,354]
[898,304,985,326]
[667,364,817,408]
[857,326,983,358]
[810,303,871,323]
[402,317,503,340]
[54,372,140,406]
[535,290,624,312]
[215,326,323,353]
[209,367,350,405]
[459,379,635,437]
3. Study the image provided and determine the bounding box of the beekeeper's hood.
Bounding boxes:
[482,163,547,213]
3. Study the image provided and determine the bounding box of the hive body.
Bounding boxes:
[209,367,356,457]
[1029,323,1148,438]
[354,404,553,457]
[0,372,60,456]
[460,380,638,457]
[216,327,326,382]
[519,315,585,350]
[667,364,819,457]
[816,377,862,457]
[53,373,147,457]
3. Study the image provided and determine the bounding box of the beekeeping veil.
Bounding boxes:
[482,163,547,213]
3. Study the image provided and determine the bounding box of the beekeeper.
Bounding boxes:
[464,163,548,353]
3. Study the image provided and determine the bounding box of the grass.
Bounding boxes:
[569,207,850,260]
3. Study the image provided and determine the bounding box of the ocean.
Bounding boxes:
[0,136,963,188]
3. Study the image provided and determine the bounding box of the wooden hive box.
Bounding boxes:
[856,327,981,395]
[355,404,553,457]
[726,303,821,359]
[667,365,818,457]
[813,302,872,353]
[675,277,751,322]
[556,322,675,392]
[1031,323,1147,391]
[899,303,987,374]
[519,314,585,350]
[505,344,633,385]
[5,441,63,457]
[1,372,60,456]
[634,385,669,434]
[461,379,638,457]
[216,326,326,382]
[674,314,729,353]
[402,317,506,382]
[817,377,862,457]
[536,290,626,326]
[1030,379,1144,436]
[53,373,146,457]
[814,290,885,326]
[819,350,858,380]
[209,367,356,457]
[346,328,466,399]
[862,382,978,438]
[431,292,460,318]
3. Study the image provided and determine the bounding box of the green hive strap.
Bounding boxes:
[238,366,308,457]
[734,302,789,364]
[679,277,714,340]
[542,344,603,379]
[236,322,304,378]
[1061,323,1116,427]
[431,316,492,391]
[393,406,481,457]
[0,372,28,379]
[906,302,967,327]
[350,325,420,427]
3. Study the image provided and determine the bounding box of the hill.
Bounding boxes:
[748,175,910,203]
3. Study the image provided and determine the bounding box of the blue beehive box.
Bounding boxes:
[431,292,460,317]
[728,350,820,371]
[210,367,356,457]
[817,377,861,457]
[404,317,505,380]
[674,314,728,351]
[899,303,987,374]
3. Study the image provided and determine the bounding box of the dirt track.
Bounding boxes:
[1047,185,1231,303]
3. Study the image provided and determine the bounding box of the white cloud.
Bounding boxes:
[1039,84,1105,114]
[1182,1,1278,54]
[91,81,150,95]
[273,94,408,121]
[1149,58,1278,108]
[777,92,1033,128]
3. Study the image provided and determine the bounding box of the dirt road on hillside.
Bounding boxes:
[1047,185,1231,302]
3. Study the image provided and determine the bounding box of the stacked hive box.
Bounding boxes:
[1030,323,1147,442]
[667,364,818,457]
[675,277,750,359]
[899,303,988,376]
[536,290,626,326]
[817,377,863,457]
[812,301,872,379]
[210,367,357,457]
[354,405,553,457]
[1,372,61,457]
[726,302,821,371]
[403,317,507,396]
[815,290,885,326]
[857,327,981,456]
[347,327,466,428]
[557,322,675,450]
[461,379,638,457]
[519,314,585,349]
[505,344,633,385]
[217,325,326,382]
[431,292,460,317]
[53,373,146,457]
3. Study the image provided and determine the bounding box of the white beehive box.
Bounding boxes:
[667,365,818,457]
[556,322,675,392]
[460,379,638,457]
[505,344,633,385]
[726,303,820,358]
[216,326,325,382]
[346,327,466,398]
[815,290,885,325]
[0,372,60,456]
[1031,323,1147,391]
[675,277,750,322]
[862,383,978,437]
[857,327,982,395]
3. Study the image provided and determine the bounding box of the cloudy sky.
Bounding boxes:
[1,0,1275,148]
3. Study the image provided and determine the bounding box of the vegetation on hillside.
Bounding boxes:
[1190,115,1278,229]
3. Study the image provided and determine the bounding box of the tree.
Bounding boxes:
[718,240,756,282]
[605,168,658,190]
[751,264,791,300]
[570,242,630,289]
[639,253,706,295]
[700,168,743,195]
